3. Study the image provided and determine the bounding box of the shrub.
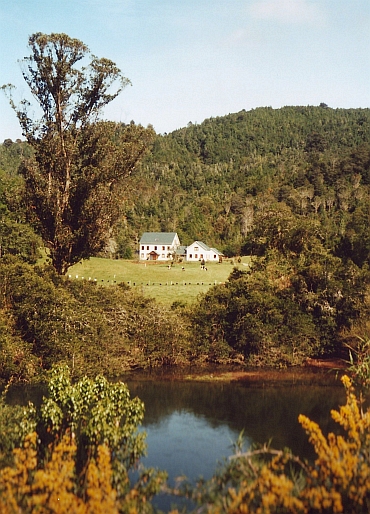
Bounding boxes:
[0,218,41,264]
[0,432,121,513]
[0,257,192,379]
[0,311,38,383]
[190,268,321,365]
[0,365,167,513]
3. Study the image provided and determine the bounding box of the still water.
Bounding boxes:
[124,369,345,510]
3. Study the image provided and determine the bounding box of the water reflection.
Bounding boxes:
[142,411,240,483]
[126,373,345,469]
[125,371,345,512]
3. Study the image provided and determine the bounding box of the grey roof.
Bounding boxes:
[140,232,178,245]
[191,241,223,255]
[192,241,211,251]
[176,245,187,255]
[210,248,223,255]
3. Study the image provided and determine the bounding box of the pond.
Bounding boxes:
[6,367,346,512]
[124,367,346,511]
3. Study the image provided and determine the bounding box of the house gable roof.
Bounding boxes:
[188,241,223,256]
[189,241,211,251]
[210,248,223,256]
[140,232,178,245]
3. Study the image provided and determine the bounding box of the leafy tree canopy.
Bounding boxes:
[3,33,155,274]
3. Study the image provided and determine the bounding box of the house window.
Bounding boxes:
[141,245,144,250]
[200,254,203,259]
[147,246,149,250]
[214,255,217,258]
[195,254,198,259]
[194,246,199,251]
[161,254,165,258]
[154,246,157,250]
[167,246,170,250]
[141,253,144,259]
[189,254,193,259]
[162,246,165,250]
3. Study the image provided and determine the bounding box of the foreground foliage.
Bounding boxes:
[0,433,121,514]
[345,336,370,402]
[1,372,370,513]
[0,365,166,513]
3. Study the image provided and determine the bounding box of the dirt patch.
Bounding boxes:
[123,360,348,386]
[304,358,347,369]
[181,370,260,382]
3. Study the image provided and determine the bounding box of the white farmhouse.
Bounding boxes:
[186,241,222,262]
[139,232,180,261]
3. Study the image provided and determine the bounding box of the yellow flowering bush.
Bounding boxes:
[298,374,370,513]
[0,430,165,514]
[1,373,369,513]
[0,432,119,514]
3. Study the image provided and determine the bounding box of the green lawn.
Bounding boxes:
[68,257,251,305]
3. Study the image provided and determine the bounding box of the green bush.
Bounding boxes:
[190,267,321,366]
[0,312,38,383]
[0,218,41,264]
[0,256,192,380]
[0,365,167,513]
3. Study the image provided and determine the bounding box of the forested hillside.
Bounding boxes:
[112,106,370,259]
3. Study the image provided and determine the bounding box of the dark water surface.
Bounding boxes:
[124,368,346,510]
[125,370,345,475]
[7,368,346,512]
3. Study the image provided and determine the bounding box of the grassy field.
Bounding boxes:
[68,257,251,305]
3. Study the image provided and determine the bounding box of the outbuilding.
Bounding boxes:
[186,241,223,262]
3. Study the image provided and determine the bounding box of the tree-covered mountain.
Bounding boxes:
[119,107,370,365]
[115,106,370,260]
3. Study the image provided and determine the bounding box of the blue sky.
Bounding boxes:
[1,0,369,141]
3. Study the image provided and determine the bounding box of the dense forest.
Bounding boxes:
[117,105,370,259]
[1,105,370,380]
